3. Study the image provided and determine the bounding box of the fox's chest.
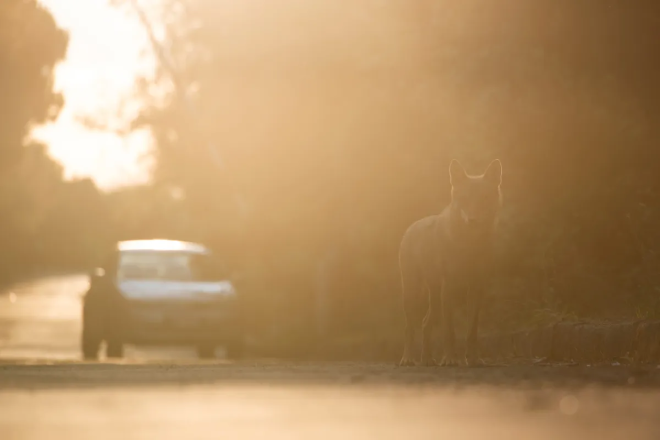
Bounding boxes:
[442,236,494,275]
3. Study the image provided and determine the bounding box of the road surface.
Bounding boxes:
[1,274,660,440]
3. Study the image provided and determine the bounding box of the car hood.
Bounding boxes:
[118,279,236,301]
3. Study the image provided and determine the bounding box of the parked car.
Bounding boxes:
[81,239,244,360]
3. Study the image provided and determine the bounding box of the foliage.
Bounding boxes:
[0,1,112,281]
[127,0,660,343]
[4,1,660,354]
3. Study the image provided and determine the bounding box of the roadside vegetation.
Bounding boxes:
[3,1,660,354]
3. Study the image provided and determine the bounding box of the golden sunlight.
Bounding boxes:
[32,0,158,190]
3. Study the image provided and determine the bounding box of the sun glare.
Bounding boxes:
[32,0,159,190]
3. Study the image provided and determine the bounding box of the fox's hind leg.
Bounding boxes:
[439,277,461,367]
[399,266,424,367]
[420,279,442,366]
[465,281,486,367]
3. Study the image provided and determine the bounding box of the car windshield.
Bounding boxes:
[117,251,220,282]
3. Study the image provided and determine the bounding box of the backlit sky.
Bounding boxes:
[32,0,159,190]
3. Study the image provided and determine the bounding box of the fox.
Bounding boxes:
[398,159,503,367]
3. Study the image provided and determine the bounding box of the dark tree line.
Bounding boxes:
[4,1,660,353]
[128,0,660,343]
[0,1,119,282]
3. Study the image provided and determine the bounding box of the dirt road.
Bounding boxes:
[1,275,660,439]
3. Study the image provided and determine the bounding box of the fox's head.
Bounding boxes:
[449,159,502,229]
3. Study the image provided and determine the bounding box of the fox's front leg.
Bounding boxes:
[439,278,460,367]
[465,282,485,367]
[420,282,442,366]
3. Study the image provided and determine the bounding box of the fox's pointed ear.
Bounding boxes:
[449,159,468,187]
[483,159,502,186]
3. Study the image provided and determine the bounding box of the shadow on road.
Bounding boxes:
[1,361,660,390]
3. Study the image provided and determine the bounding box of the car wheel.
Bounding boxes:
[196,344,216,359]
[81,328,102,360]
[106,341,124,358]
[81,300,103,360]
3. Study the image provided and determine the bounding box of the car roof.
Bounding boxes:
[117,239,210,255]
